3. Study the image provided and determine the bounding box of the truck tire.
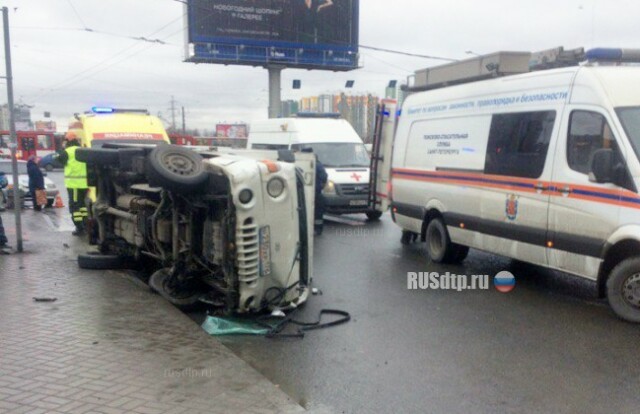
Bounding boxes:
[366,211,383,221]
[146,145,207,194]
[606,257,640,323]
[425,217,468,264]
[78,252,126,270]
[149,268,202,308]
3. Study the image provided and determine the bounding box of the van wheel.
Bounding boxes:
[146,145,207,194]
[425,218,467,264]
[606,258,640,323]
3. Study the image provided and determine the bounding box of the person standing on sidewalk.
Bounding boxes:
[57,135,88,236]
[27,156,45,211]
[0,170,9,249]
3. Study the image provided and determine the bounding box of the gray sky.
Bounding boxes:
[0,0,639,131]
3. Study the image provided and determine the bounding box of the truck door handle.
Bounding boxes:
[534,183,548,191]
[559,186,572,195]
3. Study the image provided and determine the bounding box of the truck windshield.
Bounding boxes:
[293,143,370,168]
[617,107,640,158]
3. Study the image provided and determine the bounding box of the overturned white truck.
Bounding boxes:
[76,144,315,314]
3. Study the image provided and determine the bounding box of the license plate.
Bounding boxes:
[349,200,369,206]
[259,226,272,277]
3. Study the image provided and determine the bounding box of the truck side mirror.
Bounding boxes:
[589,148,614,184]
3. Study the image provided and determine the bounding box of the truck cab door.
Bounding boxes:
[369,100,398,213]
[548,108,629,279]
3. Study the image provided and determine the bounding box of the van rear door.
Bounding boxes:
[369,100,398,213]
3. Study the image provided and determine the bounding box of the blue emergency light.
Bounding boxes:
[92,106,115,114]
[586,48,640,63]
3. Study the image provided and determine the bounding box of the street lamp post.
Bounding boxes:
[2,6,23,252]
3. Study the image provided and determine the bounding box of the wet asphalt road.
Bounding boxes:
[43,171,640,413]
[210,215,640,414]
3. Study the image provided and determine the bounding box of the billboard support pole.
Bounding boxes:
[267,66,284,119]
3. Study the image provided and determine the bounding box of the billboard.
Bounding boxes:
[216,123,248,139]
[35,121,57,132]
[185,0,359,71]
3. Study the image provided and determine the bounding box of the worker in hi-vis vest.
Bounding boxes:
[57,133,88,236]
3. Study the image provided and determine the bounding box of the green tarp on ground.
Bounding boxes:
[201,316,270,336]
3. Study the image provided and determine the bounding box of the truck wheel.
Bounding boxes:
[425,217,467,264]
[149,268,202,308]
[78,252,126,270]
[146,145,207,194]
[606,258,640,323]
[366,211,383,221]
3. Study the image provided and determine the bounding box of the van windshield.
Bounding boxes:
[617,107,640,158]
[292,143,370,168]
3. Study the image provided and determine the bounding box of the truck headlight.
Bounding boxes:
[323,180,336,194]
[267,177,285,198]
[239,189,253,204]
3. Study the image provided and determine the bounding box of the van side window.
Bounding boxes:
[567,111,620,175]
[484,111,556,178]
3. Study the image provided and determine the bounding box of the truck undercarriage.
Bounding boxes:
[77,144,310,314]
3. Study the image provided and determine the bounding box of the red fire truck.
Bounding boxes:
[0,131,59,161]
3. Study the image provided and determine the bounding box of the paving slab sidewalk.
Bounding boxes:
[0,209,308,414]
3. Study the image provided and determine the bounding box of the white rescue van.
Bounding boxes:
[373,48,640,322]
[249,116,381,219]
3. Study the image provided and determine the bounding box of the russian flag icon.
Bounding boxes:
[494,271,516,293]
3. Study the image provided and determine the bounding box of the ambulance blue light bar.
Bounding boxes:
[89,107,150,115]
[586,48,640,63]
[92,106,115,114]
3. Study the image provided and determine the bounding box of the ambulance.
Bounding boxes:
[68,107,170,147]
[248,115,381,220]
[371,48,640,322]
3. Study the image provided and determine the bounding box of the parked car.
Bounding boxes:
[0,160,58,208]
[38,153,64,171]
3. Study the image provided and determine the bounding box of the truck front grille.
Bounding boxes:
[236,218,259,283]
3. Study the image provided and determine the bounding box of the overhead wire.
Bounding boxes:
[65,0,88,29]
[28,13,186,101]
